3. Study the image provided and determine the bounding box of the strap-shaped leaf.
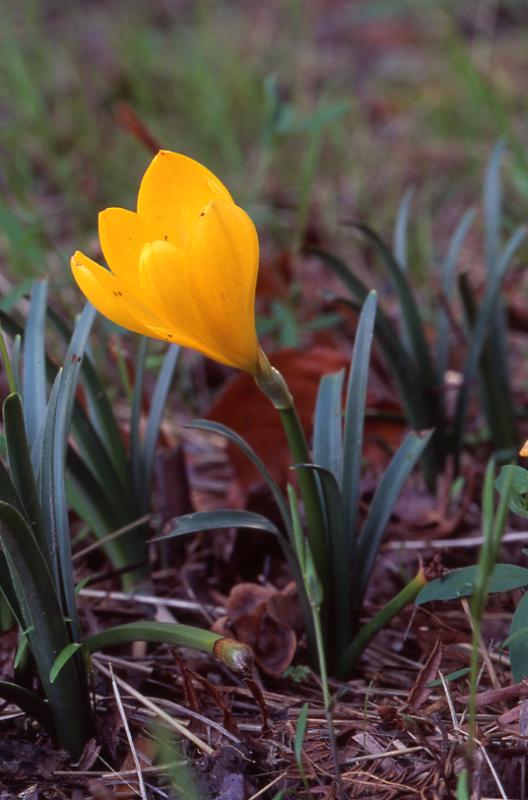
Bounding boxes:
[85,621,220,657]
[508,590,528,682]
[354,223,437,394]
[3,393,48,558]
[479,142,519,449]
[313,250,438,485]
[152,510,280,541]
[0,501,93,756]
[22,280,48,445]
[453,225,525,466]
[188,419,291,538]
[140,344,180,510]
[47,305,129,486]
[0,681,54,735]
[436,208,476,384]
[393,187,415,273]
[356,429,433,602]
[39,302,97,630]
[313,370,344,482]
[342,290,377,549]
[417,564,528,605]
[130,336,147,502]
[296,464,348,665]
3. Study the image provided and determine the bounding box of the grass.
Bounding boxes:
[2,1,528,288]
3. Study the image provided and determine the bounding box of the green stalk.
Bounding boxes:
[255,352,329,620]
[340,568,427,676]
[279,405,329,590]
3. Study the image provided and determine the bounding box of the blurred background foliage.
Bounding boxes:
[2,0,528,283]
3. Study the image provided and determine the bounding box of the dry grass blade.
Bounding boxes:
[108,664,148,800]
[93,659,214,755]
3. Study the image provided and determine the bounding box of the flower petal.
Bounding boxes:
[137,240,223,357]
[138,200,259,372]
[186,200,259,370]
[137,151,232,246]
[70,250,172,341]
[98,208,161,290]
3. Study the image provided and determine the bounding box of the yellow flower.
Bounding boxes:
[71,150,260,374]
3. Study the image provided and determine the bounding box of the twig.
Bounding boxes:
[73,516,152,561]
[79,587,224,615]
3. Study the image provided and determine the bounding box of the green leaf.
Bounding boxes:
[296,463,347,662]
[189,420,291,538]
[426,667,471,688]
[354,223,438,405]
[140,344,180,510]
[152,510,280,541]
[314,249,439,485]
[39,302,96,632]
[495,465,528,518]
[342,290,377,557]
[0,501,93,756]
[3,393,47,557]
[393,187,415,273]
[453,224,525,465]
[356,429,433,602]
[313,369,344,483]
[416,564,528,605]
[47,305,129,487]
[130,336,147,502]
[0,681,54,735]
[50,642,84,684]
[436,208,476,384]
[22,280,48,444]
[84,621,221,657]
[508,590,528,682]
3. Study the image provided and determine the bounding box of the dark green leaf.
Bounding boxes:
[152,510,280,541]
[357,429,433,602]
[22,280,48,444]
[0,501,93,756]
[416,564,528,605]
[140,344,180,510]
[3,393,47,557]
[313,369,344,482]
[50,643,83,684]
[0,681,54,735]
[495,465,528,519]
[189,420,291,537]
[508,590,528,681]
[342,290,377,552]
